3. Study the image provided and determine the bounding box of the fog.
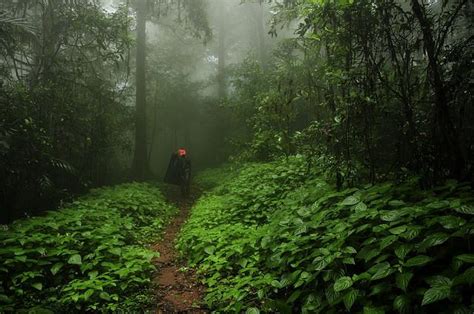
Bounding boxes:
[1,0,472,220]
[1,0,473,311]
[134,0,290,176]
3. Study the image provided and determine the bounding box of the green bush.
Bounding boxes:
[178,158,474,313]
[194,164,243,190]
[0,182,176,312]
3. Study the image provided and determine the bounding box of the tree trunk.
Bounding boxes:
[255,3,266,69]
[132,0,149,180]
[217,3,226,99]
[411,0,466,179]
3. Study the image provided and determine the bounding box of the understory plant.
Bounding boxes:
[178,157,474,313]
[0,183,176,312]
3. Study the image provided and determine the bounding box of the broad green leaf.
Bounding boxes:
[353,272,371,282]
[373,224,390,233]
[99,292,110,301]
[51,262,63,275]
[371,263,394,281]
[295,224,308,235]
[380,235,398,249]
[313,256,332,271]
[204,246,215,255]
[419,233,449,250]
[343,246,357,254]
[280,277,291,287]
[287,290,302,303]
[453,267,474,286]
[455,254,474,263]
[426,201,449,209]
[437,216,466,229]
[394,244,411,260]
[271,280,281,288]
[343,288,358,310]
[389,226,407,235]
[380,210,402,222]
[109,247,121,255]
[341,196,359,206]
[245,308,260,314]
[404,255,431,267]
[393,295,410,313]
[84,289,94,300]
[297,207,311,217]
[32,282,43,291]
[325,286,341,305]
[88,270,99,279]
[68,254,82,265]
[400,226,422,240]
[396,272,413,292]
[334,276,352,292]
[15,255,27,262]
[375,254,390,263]
[453,205,474,215]
[355,202,367,211]
[425,275,452,288]
[388,200,405,207]
[422,287,450,305]
[357,247,380,262]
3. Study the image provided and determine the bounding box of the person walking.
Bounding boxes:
[164,148,191,197]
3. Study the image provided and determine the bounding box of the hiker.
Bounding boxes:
[164,148,191,197]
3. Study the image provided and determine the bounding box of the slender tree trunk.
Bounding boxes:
[217,4,226,99]
[411,0,465,179]
[148,87,159,164]
[132,0,148,180]
[255,3,266,69]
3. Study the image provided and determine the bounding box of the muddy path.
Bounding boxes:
[152,185,206,313]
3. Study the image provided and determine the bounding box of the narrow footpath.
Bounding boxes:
[152,186,206,313]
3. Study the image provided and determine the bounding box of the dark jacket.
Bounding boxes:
[164,153,191,185]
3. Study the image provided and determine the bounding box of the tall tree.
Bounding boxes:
[132,0,211,179]
[253,2,267,69]
[217,2,227,99]
[132,0,149,180]
[410,0,468,179]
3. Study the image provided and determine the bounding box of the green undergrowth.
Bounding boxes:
[0,182,176,312]
[177,156,474,313]
[193,163,243,190]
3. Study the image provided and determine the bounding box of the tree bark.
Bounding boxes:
[217,3,226,99]
[255,3,266,69]
[132,0,149,180]
[411,0,466,179]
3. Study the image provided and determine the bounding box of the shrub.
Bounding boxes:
[178,159,474,313]
[0,182,176,312]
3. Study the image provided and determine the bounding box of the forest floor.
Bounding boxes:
[151,185,206,313]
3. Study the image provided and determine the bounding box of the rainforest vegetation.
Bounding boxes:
[0,0,473,312]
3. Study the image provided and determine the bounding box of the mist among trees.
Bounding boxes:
[1,0,473,312]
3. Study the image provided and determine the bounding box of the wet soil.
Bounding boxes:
[152,186,206,313]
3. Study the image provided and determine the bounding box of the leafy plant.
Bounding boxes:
[178,160,474,313]
[0,183,176,312]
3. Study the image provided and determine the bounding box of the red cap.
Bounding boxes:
[178,148,186,157]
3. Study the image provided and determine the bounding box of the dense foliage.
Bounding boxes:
[0,0,133,223]
[178,158,474,313]
[0,183,175,312]
[1,0,473,312]
[229,0,473,186]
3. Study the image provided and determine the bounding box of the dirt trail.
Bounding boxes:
[151,186,206,313]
